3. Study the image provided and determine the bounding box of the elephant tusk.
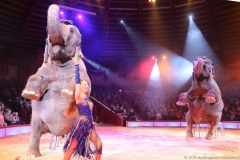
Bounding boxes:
[44,41,48,63]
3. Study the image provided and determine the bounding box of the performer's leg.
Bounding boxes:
[89,130,102,160]
[63,138,78,160]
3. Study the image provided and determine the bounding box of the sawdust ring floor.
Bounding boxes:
[0,125,240,160]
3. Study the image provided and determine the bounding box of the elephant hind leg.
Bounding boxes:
[27,115,44,157]
[185,112,193,138]
[205,117,221,140]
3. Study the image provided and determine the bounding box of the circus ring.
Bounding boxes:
[0,121,240,160]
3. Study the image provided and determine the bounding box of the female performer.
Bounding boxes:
[63,56,102,160]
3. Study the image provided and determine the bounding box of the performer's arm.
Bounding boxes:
[72,54,85,104]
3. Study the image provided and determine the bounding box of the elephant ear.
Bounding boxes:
[74,26,82,47]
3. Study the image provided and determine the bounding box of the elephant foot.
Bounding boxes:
[22,90,40,100]
[27,148,41,158]
[185,131,193,138]
[205,97,216,104]
[205,133,213,140]
[61,89,73,98]
[176,100,186,106]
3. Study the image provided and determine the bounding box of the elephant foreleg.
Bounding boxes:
[27,114,43,157]
[185,111,193,138]
[22,74,48,100]
[176,93,191,106]
[205,89,217,104]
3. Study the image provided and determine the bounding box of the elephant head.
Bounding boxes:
[45,4,83,63]
[192,56,214,81]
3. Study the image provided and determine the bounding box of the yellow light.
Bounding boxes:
[163,56,166,60]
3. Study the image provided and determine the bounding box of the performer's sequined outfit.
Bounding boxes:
[63,97,102,159]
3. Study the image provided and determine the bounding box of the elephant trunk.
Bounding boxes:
[47,4,64,46]
[194,57,203,75]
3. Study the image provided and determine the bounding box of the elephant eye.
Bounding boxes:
[70,28,74,33]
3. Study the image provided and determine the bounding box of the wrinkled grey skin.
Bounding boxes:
[21,4,91,157]
[176,56,223,140]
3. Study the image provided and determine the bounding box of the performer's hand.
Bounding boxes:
[93,122,97,126]
[71,56,80,65]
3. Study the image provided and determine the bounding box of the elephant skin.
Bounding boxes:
[176,56,224,140]
[21,4,91,157]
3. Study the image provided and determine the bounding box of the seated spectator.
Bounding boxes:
[4,109,21,125]
[149,109,156,120]
[0,110,7,126]
[13,112,23,124]
[156,110,162,120]
[127,109,136,120]
[175,110,183,120]
[121,109,129,120]
[168,108,177,120]
[222,106,230,120]
[236,111,240,121]
[0,101,4,111]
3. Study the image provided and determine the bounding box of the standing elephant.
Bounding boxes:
[176,56,223,140]
[21,4,91,157]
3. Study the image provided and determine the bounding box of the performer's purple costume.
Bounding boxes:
[63,97,102,158]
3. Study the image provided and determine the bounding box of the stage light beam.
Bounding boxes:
[148,59,161,88]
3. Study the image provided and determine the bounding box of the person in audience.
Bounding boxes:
[0,101,4,111]
[121,109,129,120]
[4,109,17,125]
[149,109,156,120]
[222,106,230,120]
[156,110,162,120]
[12,112,23,124]
[0,110,7,126]
[127,109,136,120]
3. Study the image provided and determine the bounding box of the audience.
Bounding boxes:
[0,110,7,126]
[0,78,240,129]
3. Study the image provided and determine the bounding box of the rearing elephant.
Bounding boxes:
[176,56,224,140]
[21,4,91,157]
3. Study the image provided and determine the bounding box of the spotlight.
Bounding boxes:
[163,56,166,60]
[152,56,155,60]
[78,15,82,19]
[189,15,192,19]
[60,11,64,15]
[149,0,151,2]
[120,20,123,24]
